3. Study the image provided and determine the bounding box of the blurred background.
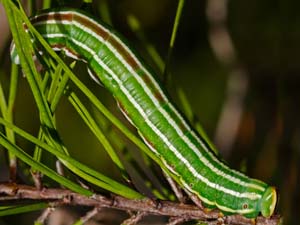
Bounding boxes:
[0,0,299,224]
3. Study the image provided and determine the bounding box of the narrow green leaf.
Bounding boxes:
[0,203,47,216]
[4,1,182,200]
[0,118,143,199]
[67,91,128,178]
[0,131,92,196]
[7,0,70,157]
[0,57,18,179]
[163,0,185,82]
[169,0,185,49]
[47,65,63,103]
[7,64,18,115]
[6,1,158,170]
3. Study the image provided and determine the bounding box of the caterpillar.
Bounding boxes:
[10,8,277,218]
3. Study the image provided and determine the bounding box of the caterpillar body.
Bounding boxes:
[10,8,277,218]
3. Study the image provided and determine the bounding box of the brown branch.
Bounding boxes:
[80,207,102,224]
[30,170,43,190]
[35,207,55,224]
[121,211,147,225]
[167,217,189,225]
[163,170,186,203]
[0,183,281,225]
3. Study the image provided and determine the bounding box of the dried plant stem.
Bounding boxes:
[80,207,102,224]
[35,207,55,224]
[121,211,147,225]
[0,183,281,225]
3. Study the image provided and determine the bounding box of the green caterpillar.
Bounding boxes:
[10,8,277,218]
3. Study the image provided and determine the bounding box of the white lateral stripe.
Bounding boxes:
[181,182,214,206]
[34,19,71,26]
[41,33,83,61]
[43,33,65,38]
[65,36,261,200]
[216,202,255,214]
[35,13,265,191]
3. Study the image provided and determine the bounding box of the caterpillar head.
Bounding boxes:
[260,186,277,217]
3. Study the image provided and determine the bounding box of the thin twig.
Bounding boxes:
[35,207,55,224]
[30,170,43,190]
[55,160,64,177]
[167,216,189,225]
[81,207,102,224]
[0,183,281,225]
[184,191,204,210]
[122,211,147,225]
[163,170,186,203]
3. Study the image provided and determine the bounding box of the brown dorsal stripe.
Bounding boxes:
[31,12,111,42]
[139,71,166,104]
[31,12,73,24]
[108,36,140,70]
[72,13,110,41]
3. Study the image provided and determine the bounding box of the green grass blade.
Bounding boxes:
[0,62,18,179]
[4,0,183,199]
[0,131,92,196]
[7,64,18,116]
[50,70,70,111]
[0,203,47,216]
[169,0,185,50]
[67,91,128,179]
[163,0,185,83]
[4,2,141,198]
[4,0,69,158]
[6,1,156,167]
[0,118,143,199]
[47,65,63,103]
